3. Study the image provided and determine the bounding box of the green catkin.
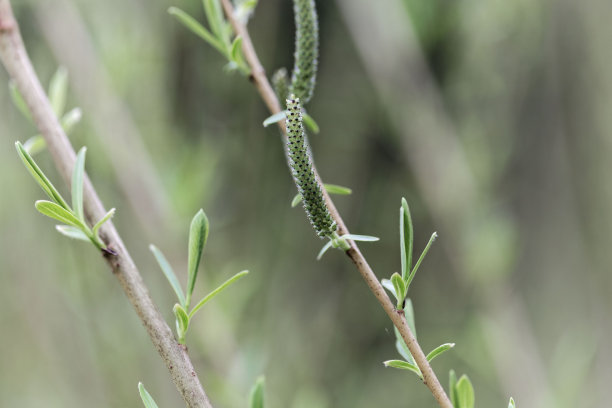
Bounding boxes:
[290,0,319,105]
[286,96,336,238]
[272,68,290,102]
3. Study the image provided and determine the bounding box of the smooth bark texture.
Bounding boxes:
[0,1,211,406]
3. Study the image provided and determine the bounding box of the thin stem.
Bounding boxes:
[0,2,212,407]
[220,1,453,407]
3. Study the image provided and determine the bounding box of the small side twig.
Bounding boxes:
[0,1,212,407]
[220,1,453,407]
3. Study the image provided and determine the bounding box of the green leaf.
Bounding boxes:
[9,80,32,121]
[381,278,397,299]
[403,299,417,338]
[426,343,455,363]
[400,198,414,281]
[173,303,189,343]
[316,240,334,260]
[55,225,90,242]
[455,375,475,408]
[185,209,209,308]
[291,193,303,207]
[189,270,249,319]
[61,107,82,134]
[323,183,352,195]
[302,111,320,134]
[383,360,422,377]
[138,382,159,408]
[92,208,116,236]
[341,234,379,242]
[35,200,84,229]
[249,376,265,408]
[393,301,417,365]
[168,7,225,55]
[202,0,227,48]
[15,142,70,209]
[390,272,406,306]
[23,136,46,156]
[449,370,458,407]
[406,231,438,290]
[48,66,68,117]
[263,111,287,127]
[508,397,516,408]
[150,244,186,307]
[71,147,87,222]
[230,35,243,63]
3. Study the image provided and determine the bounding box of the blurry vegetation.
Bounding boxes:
[1,0,611,407]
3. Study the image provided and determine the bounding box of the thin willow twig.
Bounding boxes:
[0,2,211,407]
[220,1,453,407]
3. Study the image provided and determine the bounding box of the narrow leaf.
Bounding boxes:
[400,198,414,281]
[168,7,225,55]
[15,142,70,209]
[406,231,438,290]
[48,66,68,117]
[92,208,116,235]
[390,272,406,305]
[426,343,455,363]
[383,360,422,377]
[302,111,320,134]
[341,234,379,242]
[381,279,397,299]
[71,147,87,222]
[291,193,302,207]
[455,375,475,408]
[323,183,352,195]
[316,240,334,260]
[138,383,159,408]
[230,35,243,62]
[173,303,189,343]
[249,376,265,408]
[189,270,249,319]
[202,0,226,46]
[9,80,32,121]
[403,299,417,338]
[23,136,46,156]
[394,332,415,365]
[55,225,90,242]
[35,200,84,229]
[150,244,186,307]
[508,397,516,408]
[61,107,82,134]
[449,370,458,407]
[186,209,209,308]
[263,111,286,127]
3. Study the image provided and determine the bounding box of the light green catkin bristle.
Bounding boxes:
[272,68,290,102]
[289,0,318,105]
[286,96,336,238]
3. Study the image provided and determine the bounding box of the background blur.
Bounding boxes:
[1,0,610,406]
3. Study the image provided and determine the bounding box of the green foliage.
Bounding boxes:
[150,209,248,344]
[169,0,250,74]
[15,142,113,251]
[289,0,319,104]
[138,383,160,408]
[508,397,516,408]
[249,376,265,408]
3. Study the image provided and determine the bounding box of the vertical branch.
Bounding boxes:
[221,1,453,407]
[0,2,211,407]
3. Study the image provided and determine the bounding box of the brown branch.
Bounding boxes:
[221,1,453,407]
[0,1,211,407]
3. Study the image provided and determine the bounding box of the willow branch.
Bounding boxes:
[0,2,211,407]
[221,1,452,407]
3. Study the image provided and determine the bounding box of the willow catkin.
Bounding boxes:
[289,0,318,105]
[285,96,336,238]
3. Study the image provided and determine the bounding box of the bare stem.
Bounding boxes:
[221,1,453,407]
[0,2,211,407]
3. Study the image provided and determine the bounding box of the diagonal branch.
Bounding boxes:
[220,1,453,407]
[0,1,211,407]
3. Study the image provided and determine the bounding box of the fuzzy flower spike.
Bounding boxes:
[286,96,336,238]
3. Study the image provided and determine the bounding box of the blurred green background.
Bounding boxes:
[1,0,610,406]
